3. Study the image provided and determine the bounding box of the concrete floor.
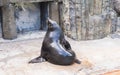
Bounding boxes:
[0,31,120,75]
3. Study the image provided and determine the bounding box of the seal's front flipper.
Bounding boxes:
[29,56,46,63]
[60,39,72,50]
[75,59,81,64]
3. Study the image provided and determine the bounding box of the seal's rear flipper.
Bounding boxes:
[29,56,46,63]
[75,59,81,64]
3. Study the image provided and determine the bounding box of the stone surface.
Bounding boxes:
[2,4,17,39]
[0,31,120,75]
[0,0,54,5]
[102,70,120,75]
[113,0,120,16]
[117,17,120,32]
[62,0,117,40]
[0,0,119,40]
[0,0,3,6]
[0,22,2,38]
[0,6,2,36]
[10,0,54,3]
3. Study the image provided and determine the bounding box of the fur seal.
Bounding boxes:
[29,18,80,65]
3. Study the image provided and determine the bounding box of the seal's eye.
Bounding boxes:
[48,24,53,29]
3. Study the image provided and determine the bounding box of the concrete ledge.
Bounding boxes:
[10,0,54,3]
[0,0,62,6]
[0,0,57,6]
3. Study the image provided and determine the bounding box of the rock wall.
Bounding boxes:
[0,7,2,38]
[0,0,119,40]
[117,17,120,32]
[62,0,71,36]
[0,20,1,38]
[113,0,120,16]
[113,0,120,32]
[63,0,118,40]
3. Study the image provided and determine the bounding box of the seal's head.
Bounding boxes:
[47,18,60,31]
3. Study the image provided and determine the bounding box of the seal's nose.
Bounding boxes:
[47,18,56,25]
[47,18,52,23]
[47,17,50,21]
[47,17,50,24]
[47,18,52,27]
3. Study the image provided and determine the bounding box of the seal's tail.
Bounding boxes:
[75,59,81,64]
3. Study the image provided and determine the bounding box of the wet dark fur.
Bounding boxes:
[29,18,80,65]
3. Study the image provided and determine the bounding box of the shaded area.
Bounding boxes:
[15,2,49,33]
[40,2,49,30]
[15,3,41,33]
[0,7,2,38]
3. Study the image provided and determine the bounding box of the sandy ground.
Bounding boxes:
[0,31,120,75]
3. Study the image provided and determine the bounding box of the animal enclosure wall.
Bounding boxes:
[62,0,117,40]
[0,0,119,41]
[0,7,2,38]
[0,0,61,39]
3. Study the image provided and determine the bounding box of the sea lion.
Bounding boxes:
[29,18,80,65]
